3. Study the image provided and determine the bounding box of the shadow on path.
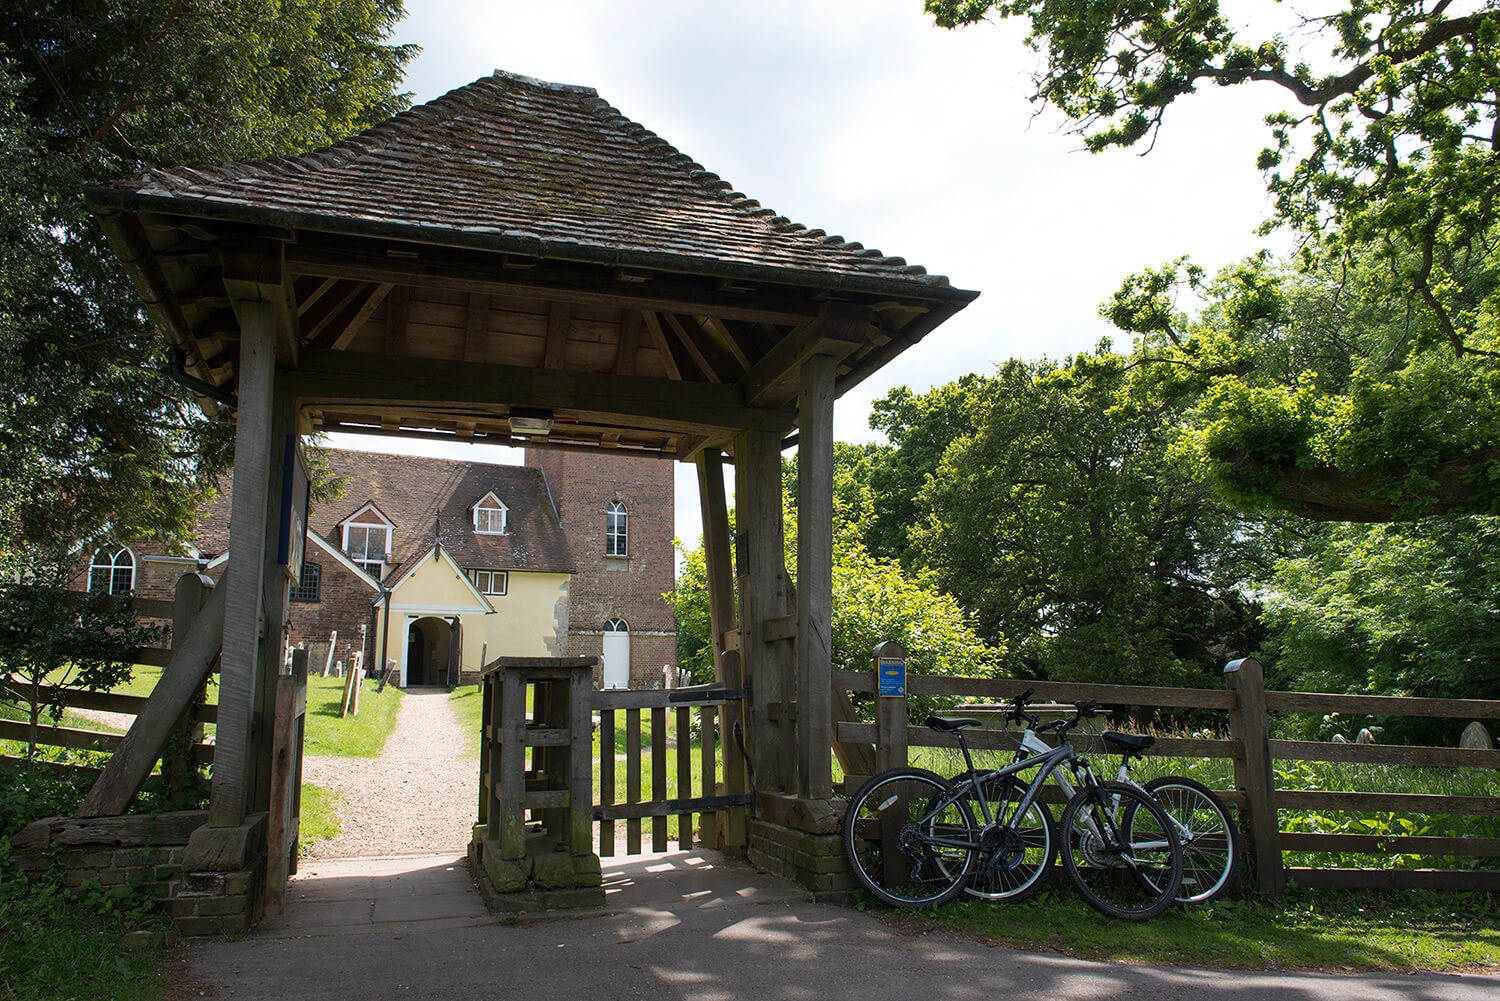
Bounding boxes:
[178,850,1496,1001]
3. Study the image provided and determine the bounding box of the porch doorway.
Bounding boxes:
[601,618,630,689]
[405,616,455,687]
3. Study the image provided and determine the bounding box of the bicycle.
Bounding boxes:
[956,691,1240,906]
[841,702,1184,920]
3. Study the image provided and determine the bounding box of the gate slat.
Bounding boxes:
[699,705,718,849]
[651,707,668,852]
[626,708,642,855]
[675,706,692,850]
[599,708,615,857]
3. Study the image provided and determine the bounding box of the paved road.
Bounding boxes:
[174,851,1495,1001]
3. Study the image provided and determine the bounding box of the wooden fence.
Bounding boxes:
[593,682,751,857]
[0,592,217,785]
[834,657,1500,895]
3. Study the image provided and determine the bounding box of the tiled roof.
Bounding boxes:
[112,70,955,293]
[193,449,574,576]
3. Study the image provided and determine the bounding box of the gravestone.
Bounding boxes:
[1460,721,1494,749]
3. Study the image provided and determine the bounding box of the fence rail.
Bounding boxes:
[834,660,1500,895]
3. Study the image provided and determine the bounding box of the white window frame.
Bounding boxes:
[472,492,508,535]
[605,500,628,557]
[88,546,135,595]
[342,506,392,579]
[467,568,508,595]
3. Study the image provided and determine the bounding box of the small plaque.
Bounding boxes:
[878,655,906,698]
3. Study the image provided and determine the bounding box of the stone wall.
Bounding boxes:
[10,810,267,937]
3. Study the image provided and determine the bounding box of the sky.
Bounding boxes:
[327,0,1295,554]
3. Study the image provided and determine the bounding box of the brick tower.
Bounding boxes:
[525,448,677,687]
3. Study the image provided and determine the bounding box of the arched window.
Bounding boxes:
[605,501,628,557]
[605,617,628,633]
[88,547,135,594]
[290,562,321,602]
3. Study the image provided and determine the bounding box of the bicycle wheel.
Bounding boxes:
[1137,776,1240,905]
[948,773,1056,902]
[1059,781,1182,921]
[841,767,977,908]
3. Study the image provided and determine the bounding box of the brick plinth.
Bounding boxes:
[745,819,853,898]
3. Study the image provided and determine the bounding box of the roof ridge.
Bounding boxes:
[325,448,537,476]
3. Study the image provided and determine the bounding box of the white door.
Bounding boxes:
[602,618,630,689]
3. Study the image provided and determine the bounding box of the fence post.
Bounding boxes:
[162,573,214,796]
[1224,657,1285,896]
[874,641,908,773]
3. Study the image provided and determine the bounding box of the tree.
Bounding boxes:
[1264,516,1500,744]
[926,1,1500,361]
[913,353,1270,688]
[1110,249,1500,520]
[0,2,414,552]
[0,550,157,766]
[665,503,998,706]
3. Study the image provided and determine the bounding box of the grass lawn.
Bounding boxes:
[887,883,1500,974]
[302,674,403,757]
[298,782,341,849]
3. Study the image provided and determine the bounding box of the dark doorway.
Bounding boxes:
[405,616,454,687]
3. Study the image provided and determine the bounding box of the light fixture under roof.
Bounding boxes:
[508,406,554,435]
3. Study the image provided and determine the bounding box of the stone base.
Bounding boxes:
[173,814,268,936]
[745,818,852,899]
[469,831,603,914]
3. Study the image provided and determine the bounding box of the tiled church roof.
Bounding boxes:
[195,450,574,577]
[114,70,956,294]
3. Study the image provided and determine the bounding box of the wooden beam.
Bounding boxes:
[696,315,752,370]
[296,277,338,316]
[222,243,299,367]
[464,292,491,363]
[639,311,682,381]
[796,353,836,801]
[740,302,870,406]
[285,242,820,326]
[614,310,642,376]
[543,301,572,370]
[208,300,276,828]
[324,283,393,351]
[384,285,410,355]
[281,347,791,434]
[663,313,733,384]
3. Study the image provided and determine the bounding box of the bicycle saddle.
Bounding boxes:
[926,716,982,732]
[1102,731,1156,752]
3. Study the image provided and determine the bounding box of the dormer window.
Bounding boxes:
[472,492,508,535]
[341,504,392,579]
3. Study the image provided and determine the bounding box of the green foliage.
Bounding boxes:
[1114,250,1500,520]
[924,0,1500,359]
[913,353,1268,688]
[666,501,998,708]
[0,550,159,762]
[1265,517,1500,743]
[0,1,414,550]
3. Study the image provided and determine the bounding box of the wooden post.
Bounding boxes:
[265,648,308,915]
[1225,657,1285,896]
[567,663,593,857]
[874,641,909,774]
[322,630,338,677]
[208,299,276,829]
[162,572,214,794]
[697,450,745,845]
[498,666,527,859]
[796,353,835,800]
[735,430,795,794]
[252,391,297,815]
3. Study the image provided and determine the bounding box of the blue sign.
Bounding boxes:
[878,656,906,697]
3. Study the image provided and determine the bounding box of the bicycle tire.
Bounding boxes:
[841,767,977,908]
[1059,781,1182,921]
[1137,776,1240,905]
[947,772,1056,902]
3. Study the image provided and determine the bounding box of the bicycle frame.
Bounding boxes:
[916,732,1088,852]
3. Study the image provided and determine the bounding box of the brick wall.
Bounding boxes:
[526,449,677,685]
[284,556,379,673]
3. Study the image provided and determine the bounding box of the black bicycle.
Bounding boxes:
[841,701,1184,920]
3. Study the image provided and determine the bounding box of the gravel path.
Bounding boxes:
[300,687,474,860]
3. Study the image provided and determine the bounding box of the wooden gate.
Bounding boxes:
[594,684,751,857]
